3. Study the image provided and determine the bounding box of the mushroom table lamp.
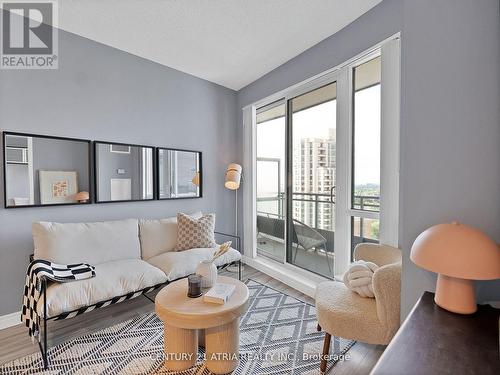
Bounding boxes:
[192,172,200,187]
[410,222,500,314]
[75,191,90,203]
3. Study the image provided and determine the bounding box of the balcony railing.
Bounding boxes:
[257,192,380,268]
[257,192,380,228]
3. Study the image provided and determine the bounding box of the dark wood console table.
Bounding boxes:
[371,291,499,375]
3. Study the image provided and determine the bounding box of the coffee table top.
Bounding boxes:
[155,276,249,329]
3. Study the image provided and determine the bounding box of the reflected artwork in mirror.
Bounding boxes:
[157,148,202,199]
[94,141,154,203]
[3,132,91,208]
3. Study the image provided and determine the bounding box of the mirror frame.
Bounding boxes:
[2,131,92,209]
[156,147,202,200]
[94,140,156,204]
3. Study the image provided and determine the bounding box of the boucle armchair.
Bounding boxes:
[315,243,401,373]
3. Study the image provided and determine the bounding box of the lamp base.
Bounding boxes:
[434,274,476,314]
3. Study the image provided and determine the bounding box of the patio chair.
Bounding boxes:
[291,219,332,273]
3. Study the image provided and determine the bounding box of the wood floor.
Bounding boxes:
[0,266,385,374]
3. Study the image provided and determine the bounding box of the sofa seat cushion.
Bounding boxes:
[38,259,167,318]
[147,247,241,281]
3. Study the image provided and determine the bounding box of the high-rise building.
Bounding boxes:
[293,132,336,231]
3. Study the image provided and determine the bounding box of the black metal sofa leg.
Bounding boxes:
[41,317,48,369]
[238,260,242,281]
[39,278,49,370]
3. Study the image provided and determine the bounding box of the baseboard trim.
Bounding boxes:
[242,255,328,298]
[0,311,21,330]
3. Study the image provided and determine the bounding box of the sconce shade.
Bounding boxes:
[75,191,89,202]
[192,172,200,187]
[410,222,500,280]
[225,163,242,190]
[410,222,500,314]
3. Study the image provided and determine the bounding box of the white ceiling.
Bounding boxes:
[58,0,382,90]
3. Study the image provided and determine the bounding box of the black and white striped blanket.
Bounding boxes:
[21,260,96,340]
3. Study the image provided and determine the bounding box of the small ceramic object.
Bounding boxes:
[196,260,217,288]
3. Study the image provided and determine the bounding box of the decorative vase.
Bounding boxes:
[196,260,217,288]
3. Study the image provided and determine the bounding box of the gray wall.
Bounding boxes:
[0,28,237,315]
[237,0,500,317]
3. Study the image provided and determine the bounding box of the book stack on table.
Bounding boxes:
[204,283,236,304]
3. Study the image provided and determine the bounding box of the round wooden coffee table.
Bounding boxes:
[155,276,249,374]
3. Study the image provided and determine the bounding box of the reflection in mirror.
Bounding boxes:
[95,142,154,202]
[3,132,91,208]
[158,148,201,199]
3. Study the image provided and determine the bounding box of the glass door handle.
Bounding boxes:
[330,186,335,204]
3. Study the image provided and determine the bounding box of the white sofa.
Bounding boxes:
[32,213,241,319]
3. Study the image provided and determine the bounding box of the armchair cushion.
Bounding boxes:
[354,243,401,266]
[373,262,402,339]
[316,281,388,344]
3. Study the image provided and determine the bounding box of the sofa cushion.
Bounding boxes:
[38,259,167,318]
[139,212,202,260]
[33,219,141,265]
[146,247,241,281]
[176,213,216,251]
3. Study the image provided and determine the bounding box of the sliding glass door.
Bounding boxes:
[289,83,337,277]
[255,84,338,279]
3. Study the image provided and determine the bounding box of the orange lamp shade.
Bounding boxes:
[75,191,89,203]
[192,172,200,187]
[411,222,500,314]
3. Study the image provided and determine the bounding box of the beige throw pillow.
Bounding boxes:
[176,213,216,251]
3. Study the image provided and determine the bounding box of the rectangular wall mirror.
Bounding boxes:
[3,132,91,208]
[157,148,202,199]
[94,141,154,203]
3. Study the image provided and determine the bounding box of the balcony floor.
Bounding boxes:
[256,234,335,279]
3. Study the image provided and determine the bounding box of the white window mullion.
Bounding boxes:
[242,105,257,258]
[379,37,400,248]
[334,67,351,277]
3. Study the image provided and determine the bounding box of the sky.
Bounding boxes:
[257,85,381,197]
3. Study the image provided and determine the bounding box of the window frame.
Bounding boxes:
[243,34,400,282]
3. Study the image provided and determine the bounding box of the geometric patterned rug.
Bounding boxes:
[0,280,354,375]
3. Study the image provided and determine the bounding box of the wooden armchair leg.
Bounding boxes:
[320,332,331,373]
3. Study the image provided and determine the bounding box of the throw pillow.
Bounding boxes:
[176,213,216,251]
[343,260,379,298]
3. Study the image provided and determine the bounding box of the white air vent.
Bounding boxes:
[110,144,131,154]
